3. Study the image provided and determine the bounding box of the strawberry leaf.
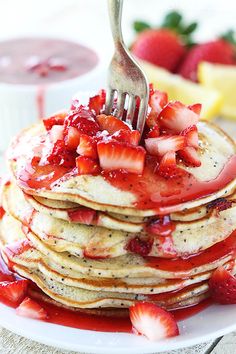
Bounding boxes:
[161,11,182,29]
[133,21,151,33]
[220,29,236,46]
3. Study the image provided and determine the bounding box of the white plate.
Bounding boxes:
[1,302,236,353]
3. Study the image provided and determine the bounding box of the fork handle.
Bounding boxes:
[108,0,124,46]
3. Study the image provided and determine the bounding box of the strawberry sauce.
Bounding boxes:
[145,231,236,275]
[0,38,98,85]
[103,154,236,211]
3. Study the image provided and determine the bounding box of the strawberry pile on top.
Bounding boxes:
[42,85,201,179]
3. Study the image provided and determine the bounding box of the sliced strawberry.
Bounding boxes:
[112,129,141,146]
[189,103,202,115]
[97,114,131,135]
[65,127,81,150]
[68,207,96,224]
[181,125,199,149]
[179,147,201,167]
[76,134,97,159]
[209,266,236,304]
[16,297,48,320]
[158,151,183,179]
[146,125,160,138]
[129,302,179,341]
[97,141,146,174]
[145,135,185,156]
[0,280,28,305]
[89,92,105,115]
[149,90,168,115]
[159,101,199,133]
[49,125,64,143]
[43,112,67,131]
[65,107,100,136]
[76,156,100,175]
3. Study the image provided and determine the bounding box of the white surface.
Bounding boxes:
[0,0,236,353]
[1,302,236,354]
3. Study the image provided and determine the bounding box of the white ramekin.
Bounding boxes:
[0,49,105,151]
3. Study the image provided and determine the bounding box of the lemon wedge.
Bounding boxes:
[198,62,236,120]
[139,60,222,120]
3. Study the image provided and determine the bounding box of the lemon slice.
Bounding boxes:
[198,62,236,120]
[139,60,222,120]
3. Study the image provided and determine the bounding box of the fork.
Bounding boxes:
[105,0,149,135]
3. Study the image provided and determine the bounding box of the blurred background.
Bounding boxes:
[0,0,235,150]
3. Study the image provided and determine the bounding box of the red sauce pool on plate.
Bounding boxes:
[0,38,98,85]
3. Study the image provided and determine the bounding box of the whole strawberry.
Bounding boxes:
[131,29,185,71]
[178,39,235,81]
[131,11,197,72]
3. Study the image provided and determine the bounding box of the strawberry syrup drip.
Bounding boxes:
[36,86,45,119]
[103,155,236,211]
[145,231,236,276]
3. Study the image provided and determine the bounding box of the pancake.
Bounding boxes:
[9,262,210,309]
[0,226,221,295]
[0,214,216,310]
[2,212,234,280]
[26,188,236,224]
[3,181,236,258]
[8,121,236,217]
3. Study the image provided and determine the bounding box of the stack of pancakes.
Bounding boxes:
[1,119,236,314]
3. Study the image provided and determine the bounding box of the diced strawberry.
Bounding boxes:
[70,99,80,111]
[97,141,146,174]
[65,107,100,136]
[43,112,67,131]
[188,103,202,115]
[209,267,236,304]
[16,297,48,320]
[0,206,5,219]
[158,151,183,179]
[178,147,201,167]
[145,135,185,156]
[127,237,153,257]
[0,280,28,305]
[76,134,98,159]
[112,129,141,146]
[49,125,64,143]
[46,140,76,168]
[65,127,81,150]
[0,257,15,282]
[207,198,233,213]
[181,125,199,149]
[146,111,159,129]
[76,156,100,175]
[146,125,160,138]
[149,90,168,114]
[129,302,179,341]
[146,215,175,236]
[68,207,96,225]
[158,101,199,133]
[89,92,105,115]
[97,114,131,135]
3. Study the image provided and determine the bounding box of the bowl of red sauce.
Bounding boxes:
[0,37,102,150]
